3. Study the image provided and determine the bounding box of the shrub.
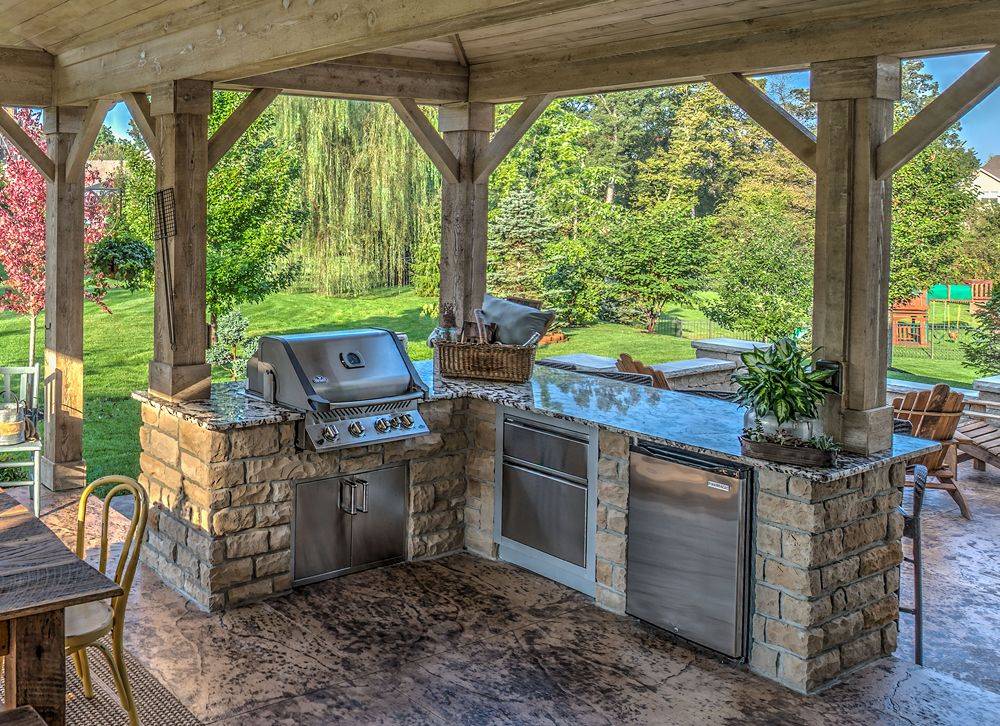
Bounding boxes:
[962,287,1000,375]
[88,235,154,291]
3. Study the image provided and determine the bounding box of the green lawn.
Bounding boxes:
[0,286,983,483]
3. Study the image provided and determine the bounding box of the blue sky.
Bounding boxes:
[105,52,999,165]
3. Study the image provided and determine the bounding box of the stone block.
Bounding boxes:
[176,545,200,575]
[246,454,328,483]
[756,523,783,558]
[278,423,297,448]
[779,593,832,626]
[606,508,627,534]
[141,405,159,425]
[257,501,292,527]
[778,649,841,693]
[272,573,293,594]
[434,476,465,502]
[464,527,497,559]
[597,480,628,509]
[143,428,181,466]
[140,453,182,491]
[611,565,626,593]
[596,559,613,587]
[187,528,225,563]
[598,430,628,458]
[146,530,177,561]
[466,450,494,482]
[840,629,882,669]
[464,506,480,529]
[229,425,280,459]
[473,417,496,449]
[598,457,626,483]
[840,574,885,612]
[228,579,273,606]
[596,503,608,529]
[764,618,822,658]
[157,510,190,542]
[178,417,229,462]
[862,595,898,629]
[859,542,902,576]
[385,434,444,462]
[886,510,904,540]
[419,400,455,430]
[842,515,888,552]
[757,492,823,531]
[822,492,873,530]
[750,643,780,678]
[756,470,789,496]
[212,506,255,535]
[764,558,821,597]
[881,621,898,654]
[269,524,291,550]
[820,611,863,649]
[411,509,459,535]
[210,557,254,592]
[340,452,383,474]
[181,453,245,490]
[595,586,625,614]
[230,482,271,506]
[596,531,626,565]
[466,399,495,418]
[255,551,290,578]
[226,529,271,559]
[755,584,780,618]
[410,483,435,513]
[782,528,843,568]
[411,454,465,483]
[417,527,463,557]
[820,556,860,590]
[884,566,900,595]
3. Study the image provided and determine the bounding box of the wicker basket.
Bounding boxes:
[435,340,537,383]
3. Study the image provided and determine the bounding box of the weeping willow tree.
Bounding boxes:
[278,98,440,296]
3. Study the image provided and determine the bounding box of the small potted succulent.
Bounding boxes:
[733,338,841,466]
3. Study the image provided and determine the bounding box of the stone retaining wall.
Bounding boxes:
[138,398,468,611]
[748,462,904,693]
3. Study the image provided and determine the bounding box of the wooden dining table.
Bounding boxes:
[0,490,121,726]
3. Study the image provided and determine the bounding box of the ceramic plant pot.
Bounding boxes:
[743,409,822,440]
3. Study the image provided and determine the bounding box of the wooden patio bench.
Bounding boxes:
[956,417,1000,473]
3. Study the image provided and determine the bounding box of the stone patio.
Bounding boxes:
[10,462,999,725]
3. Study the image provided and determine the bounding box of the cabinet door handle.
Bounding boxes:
[355,478,369,513]
[339,479,357,515]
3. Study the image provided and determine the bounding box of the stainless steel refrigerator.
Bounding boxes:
[626,442,752,658]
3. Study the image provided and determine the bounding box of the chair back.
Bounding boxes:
[892,383,964,471]
[616,353,671,389]
[0,364,40,408]
[76,477,148,637]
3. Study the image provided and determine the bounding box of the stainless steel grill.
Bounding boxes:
[246,328,429,451]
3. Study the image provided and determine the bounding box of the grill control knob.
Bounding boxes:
[322,425,340,442]
[399,413,414,429]
[389,416,401,429]
[347,421,365,437]
[374,418,390,433]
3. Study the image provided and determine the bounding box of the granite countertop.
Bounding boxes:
[411,359,938,482]
[132,361,938,481]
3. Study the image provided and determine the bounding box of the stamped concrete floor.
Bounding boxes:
[9,462,999,725]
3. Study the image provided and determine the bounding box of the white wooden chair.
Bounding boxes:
[0,365,42,516]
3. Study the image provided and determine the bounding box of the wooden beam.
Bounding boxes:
[473,94,554,183]
[389,97,460,184]
[708,73,817,172]
[53,0,608,105]
[226,56,468,104]
[65,98,114,181]
[0,48,53,107]
[451,34,470,68]
[208,87,280,169]
[470,1,1000,101]
[0,109,54,182]
[876,47,1000,180]
[121,92,158,161]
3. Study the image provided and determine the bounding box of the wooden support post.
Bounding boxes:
[439,102,494,328]
[148,80,213,402]
[811,56,900,454]
[4,611,66,726]
[41,106,87,492]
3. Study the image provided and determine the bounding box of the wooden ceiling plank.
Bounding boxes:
[0,108,55,181]
[708,73,817,171]
[388,97,460,183]
[877,46,1000,180]
[473,94,554,182]
[65,96,114,180]
[121,91,158,162]
[0,47,54,106]
[53,0,610,105]
[208,87,280,168]
[470,2,1000,101]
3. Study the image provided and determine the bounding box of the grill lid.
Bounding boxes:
[247,328,423,411]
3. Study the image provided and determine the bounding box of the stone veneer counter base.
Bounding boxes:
[132,359,936,695]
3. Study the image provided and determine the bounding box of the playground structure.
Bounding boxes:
[892,292,930,347]
[891,280,994,351]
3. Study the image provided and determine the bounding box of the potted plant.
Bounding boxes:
[733,338,841,466]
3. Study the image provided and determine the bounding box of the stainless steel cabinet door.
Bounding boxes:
[294,477,351,584]
[350,464,407,568]
[501,462,587,566]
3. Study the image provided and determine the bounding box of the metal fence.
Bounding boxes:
[654,316,755,341]
[892,321,973,361]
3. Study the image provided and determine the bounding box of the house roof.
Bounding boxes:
[983,156,1000,181]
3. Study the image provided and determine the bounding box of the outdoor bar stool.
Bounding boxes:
[0,364,42,516]
[899,464,929,665]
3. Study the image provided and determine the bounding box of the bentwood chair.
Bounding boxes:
[65,476,148,726]
[0,364,42,516]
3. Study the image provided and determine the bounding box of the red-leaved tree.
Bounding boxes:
[0,108,109,365]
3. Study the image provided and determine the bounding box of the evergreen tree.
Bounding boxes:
[962,288,1000,375]
[486,187,554,300]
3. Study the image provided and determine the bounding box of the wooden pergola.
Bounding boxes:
[0,0,997,490]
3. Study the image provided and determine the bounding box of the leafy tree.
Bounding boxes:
[0,108,109,365]
[120,91,304,329]
[206,309,258,380]
[962,288,1000,375]
[541,235,605,327]
[954,199,1000,282]
[604,198,712,332]
[703,184,813,341]
[486,187,554,300]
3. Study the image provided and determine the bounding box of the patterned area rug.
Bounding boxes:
[2,640,202,725]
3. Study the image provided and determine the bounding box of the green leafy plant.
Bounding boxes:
[962,287,1000,376]
[206,310,259,381]
[733,338,837,424]
[88,235,154,291]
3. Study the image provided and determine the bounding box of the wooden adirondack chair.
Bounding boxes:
[616,353,671,390]
[892,383,971,519]
[955,417,1000,474]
